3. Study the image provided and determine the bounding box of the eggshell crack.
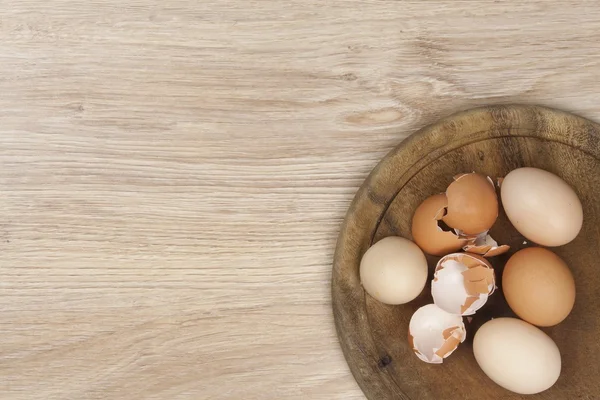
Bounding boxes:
[453,173,470,181]
[411,194,468,256]
[434,205,446,220]
[463,231,510,257]
[432,253,496,315]
[435,334,462,358]
[408,304,467,364]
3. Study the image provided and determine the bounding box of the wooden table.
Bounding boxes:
[1,1,599,399]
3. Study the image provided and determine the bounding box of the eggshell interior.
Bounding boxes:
[408,304,466,364]
[432,253,495,316]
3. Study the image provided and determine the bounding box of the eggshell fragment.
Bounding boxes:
[442,173,498,235]
[432,253,496,315]
[411,194,468,256]
[463,231,510,257]
[408,304,466,364]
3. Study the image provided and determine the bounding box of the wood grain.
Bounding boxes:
[333,105,600,399]
[1,1,600,399]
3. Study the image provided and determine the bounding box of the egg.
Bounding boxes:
[502,247,575,326]
[411,194,467,256]
[442,173,498,235]
[431,253,495,315]
[501,167,583,246]
[360,236,428,305]
[474,318,561,394]
[408,304,466,364]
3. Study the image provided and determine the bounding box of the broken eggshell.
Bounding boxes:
[442,173,498,235]
[411,194,468,256]
[432,253,496,316]
[463,231,510,257]
[408,304,467,364]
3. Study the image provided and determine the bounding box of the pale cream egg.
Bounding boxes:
[474,318,561,394]
[501,167,583,246]
[360,236,428,305]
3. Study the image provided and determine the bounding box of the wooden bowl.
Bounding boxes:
[332,105,600,400]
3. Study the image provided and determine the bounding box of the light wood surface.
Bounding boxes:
[1,2,600,399]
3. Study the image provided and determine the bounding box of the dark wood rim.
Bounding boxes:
[331,105,600,400]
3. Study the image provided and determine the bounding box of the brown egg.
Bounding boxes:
[442,173,498,235]
[502,247,576,327]
[411,194,467,256]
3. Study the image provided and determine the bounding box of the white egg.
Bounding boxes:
[408,304,466,364]
[474,318,561,394]
[360,236,427,305]
[501,167,583,246]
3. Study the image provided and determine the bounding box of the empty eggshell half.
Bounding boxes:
[432,253,496,315]
[442,173,499,235]
[411,194,468,256]
[408,304,467,364]
[463,231,510,257]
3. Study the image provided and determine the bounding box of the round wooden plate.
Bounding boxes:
[332,105,600,400]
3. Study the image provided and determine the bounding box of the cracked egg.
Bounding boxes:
[411,194,468,256]
[442,172,498,235]
[408,304,466,364]
[432,253,496,316]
